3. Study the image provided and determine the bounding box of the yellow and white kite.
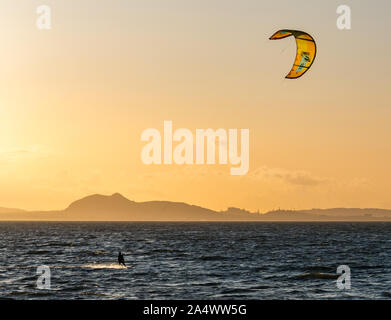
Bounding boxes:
[269,29,317,79]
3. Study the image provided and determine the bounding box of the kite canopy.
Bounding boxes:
[269,29,317,79]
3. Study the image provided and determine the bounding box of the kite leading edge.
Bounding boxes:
[269,29,317,79]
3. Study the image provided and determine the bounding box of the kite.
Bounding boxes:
[269,29,317,79]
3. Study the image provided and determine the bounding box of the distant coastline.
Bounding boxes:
[1,193,391,222]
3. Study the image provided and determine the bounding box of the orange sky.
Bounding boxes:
[1,0,390,212]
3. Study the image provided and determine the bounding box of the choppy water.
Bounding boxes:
[0,222,390,299]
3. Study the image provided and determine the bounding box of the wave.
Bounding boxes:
[59,285,91,292]
[82,263,129,270]
[26,250,51,255]
[306,266,335,272]
[81,291,108,297]
[294,272,339,280]
[250,285,271,290]
[85,250,106,256]
[199,256,227,261]
[220,288,252,294]
[38,242,74,247]
[190,281,220,287]
[354,265,384,270]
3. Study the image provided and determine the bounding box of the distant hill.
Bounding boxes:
[301,208,391,218]
[62,193,223,221]
[260,209,391,221]
[0,193,391,221]
[0,207,25,214]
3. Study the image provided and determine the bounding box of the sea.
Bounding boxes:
[0,222,390,300]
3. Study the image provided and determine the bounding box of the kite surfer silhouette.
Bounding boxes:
[118,251,126,267]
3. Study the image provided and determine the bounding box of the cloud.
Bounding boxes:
[250,166,328,187]
[0,145,50,160]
